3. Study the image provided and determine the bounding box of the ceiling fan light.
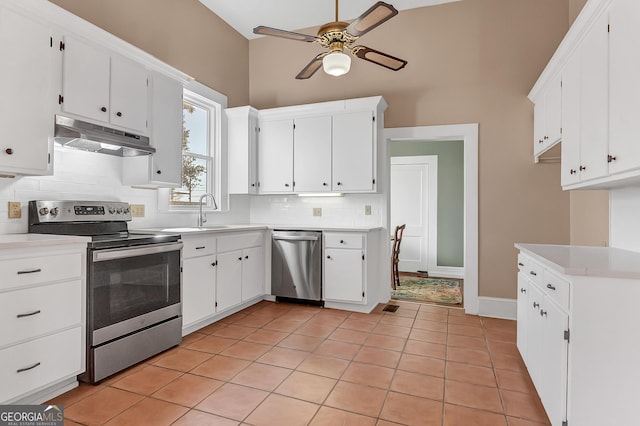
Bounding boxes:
[322,52,351,76]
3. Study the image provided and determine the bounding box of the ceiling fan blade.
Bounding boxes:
[295,52,328,80]
[352,46,407,71]
[346,1,399,37]
[253,26,318,42]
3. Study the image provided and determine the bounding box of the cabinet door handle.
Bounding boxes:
[17,268,42,275]
[538,139,544,144]
[195,246,206,250]
[100,106,107,112]
[608,154,617,163]
[529,271,537,276]
[5,148,14,155]
[322,182,328,186]
[116,111,123,117]
[340,240,345,244]
[238,257,243,261]
[540,310,547,317]
[546,283,556,291]
[245,255,249,259]
[544,136,549,140]
[520,288,526,294]
[211,261,217,267]
[156,170,162,175]
[326,255,332,259]
[17,310,41,318]
[570,169,576,175]
[17,362,41,373]
[579,165,586,171]
[336,182,342,186]
[533,302,539,308]
[518,262,524,267]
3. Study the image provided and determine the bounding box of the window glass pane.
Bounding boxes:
[170,156,208,205]
[183,101,208,156]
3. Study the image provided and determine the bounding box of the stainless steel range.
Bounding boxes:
[28,200,183,383]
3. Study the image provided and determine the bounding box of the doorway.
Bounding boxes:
[385,124,478,315]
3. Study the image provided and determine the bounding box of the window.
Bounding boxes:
[162,81,227,211]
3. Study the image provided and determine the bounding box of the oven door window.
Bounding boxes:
[90,249,180,330]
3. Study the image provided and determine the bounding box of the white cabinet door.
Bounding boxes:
[561,50,581,187]
[294,116,332,192]
[516,272,529,364]
[332,111,375,192]
[324,248,364,303]
[216,250,243,312]
[182,255,216,327]
[110,55,148,133]
[540,300,569,426]
[149,72,182,186]
[0,6,53,176]
[258,119,294,193]
[62,36,110,123]
[526,282,545,391]
[533,98,546,153]
[609,0,640,175]
[579,11,609,182]
[227,107,259,194]
[242,246,264,301]
[544,74,562,147]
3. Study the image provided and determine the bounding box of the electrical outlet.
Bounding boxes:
[8,201,21,219]
[364,205,372,215]
[130,204,145,217]
[313,207,322,217]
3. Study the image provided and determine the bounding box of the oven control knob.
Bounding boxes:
[39,207,49,216]
[124,207,130,214]
[50,207,59,216]
[116,208,123,214]
[108,207,116,214]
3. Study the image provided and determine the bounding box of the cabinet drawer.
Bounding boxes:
[218,232,264,253]
[324,233,363,249]
[0,326,82,403]
[182,235,216,258]
[0,253,82,291]
[517,254,542,285]
[543,269,570,311]
[0,280,82,348]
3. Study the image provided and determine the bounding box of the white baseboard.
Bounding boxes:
[427,266,465,279]
[478,296,517,320]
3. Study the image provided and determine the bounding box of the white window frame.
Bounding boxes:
[159,80,228,212]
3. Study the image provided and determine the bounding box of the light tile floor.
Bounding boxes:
[48,301,550,425]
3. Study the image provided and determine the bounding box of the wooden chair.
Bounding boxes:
[391,224,406,290]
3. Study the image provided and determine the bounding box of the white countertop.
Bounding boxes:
[515,243,640,279]
[0,233,91,249]
[134,224,383,235]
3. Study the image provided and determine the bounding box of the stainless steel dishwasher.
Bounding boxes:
[271,230,323,304]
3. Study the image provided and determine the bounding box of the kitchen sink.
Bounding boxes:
[160,226,229,232]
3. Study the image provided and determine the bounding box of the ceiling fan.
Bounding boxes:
[253,0,408,79]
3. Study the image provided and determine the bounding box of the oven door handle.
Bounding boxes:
[92,242,183,262]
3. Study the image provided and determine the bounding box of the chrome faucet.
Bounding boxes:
[197,193,218,227]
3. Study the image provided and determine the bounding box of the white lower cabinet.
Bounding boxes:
[323,232,365,304]
[516,245,640,426]
[0,240,87,404]
[181,231,266,333]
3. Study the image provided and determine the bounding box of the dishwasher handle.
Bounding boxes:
[273,235,319,242]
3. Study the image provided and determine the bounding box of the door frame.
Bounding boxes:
[384,124,479,315]
[390,155,438,273]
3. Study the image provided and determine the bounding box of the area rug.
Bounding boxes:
[392,276,463,305]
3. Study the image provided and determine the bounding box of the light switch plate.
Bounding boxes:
[364,205,372,215]
[8,201,21,219]
[313,207,322,217]
[130,204,145,217]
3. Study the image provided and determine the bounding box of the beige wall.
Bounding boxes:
[50,0,250,107]
[250,0,571,299]
[567,0,610,247]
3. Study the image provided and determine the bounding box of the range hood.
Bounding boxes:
[54,115,155,157]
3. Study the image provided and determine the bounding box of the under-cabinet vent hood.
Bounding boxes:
[53,115,155,157]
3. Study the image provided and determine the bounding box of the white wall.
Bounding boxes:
[0,147,250,234]
[249,194,386,228]
[609,187,640,252]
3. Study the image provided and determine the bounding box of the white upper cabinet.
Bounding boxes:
[560,51,581,187]
[294,115,332,192]
[332,110,375,192]
[258,119,294,193]
[61,36,149,134]
[227,106,259,194]
[608,0,640,175]
[532,74,562,159]
[0,4,54,177]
